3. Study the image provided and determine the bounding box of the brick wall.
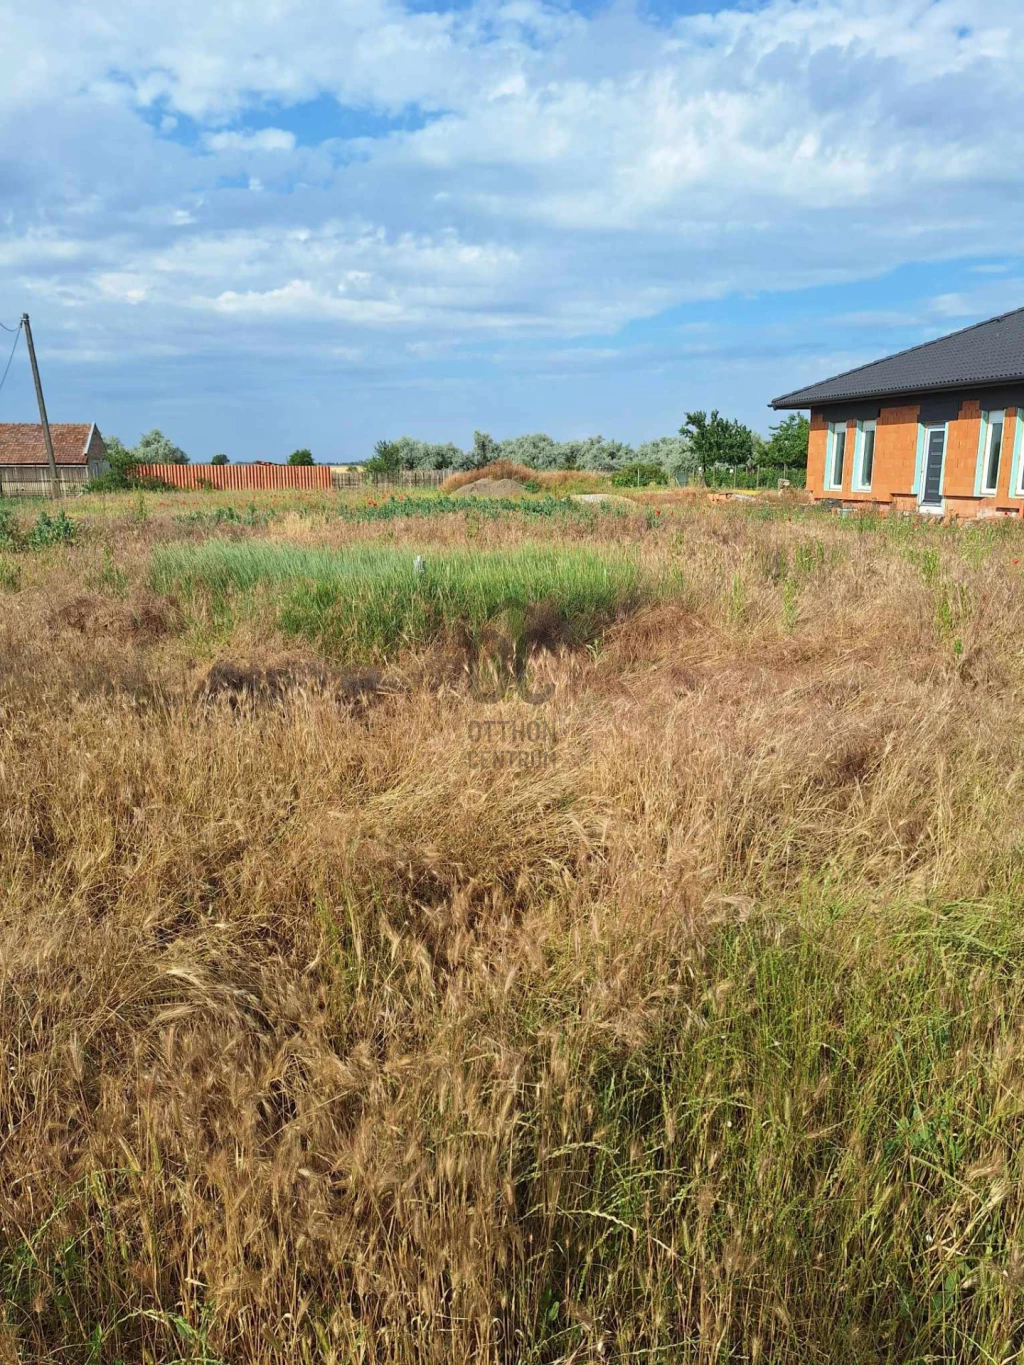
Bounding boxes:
[808,399,1024,517]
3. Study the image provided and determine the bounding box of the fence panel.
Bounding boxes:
[0,467,91,497]
[137,463,334,491]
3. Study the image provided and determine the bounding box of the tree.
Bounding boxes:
[211,453,229,466]
[288,449,314,466]
[91,435,140,490]
[135,428,189,465]
[680,411,756,480]
[363,439,402,475]
[635,435,696,484]
[471,431,498,468]
[764,413,810,469]
[496,433,561,469]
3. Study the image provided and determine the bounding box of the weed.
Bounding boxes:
[150,541,645,661]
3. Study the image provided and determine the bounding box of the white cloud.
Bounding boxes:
[204,128,297,153]
[2,0,1024,445]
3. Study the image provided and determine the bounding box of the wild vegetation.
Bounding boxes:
[2,484,1024,1362]
[363,413,809,482]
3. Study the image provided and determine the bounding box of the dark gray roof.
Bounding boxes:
[772,306,1024,409]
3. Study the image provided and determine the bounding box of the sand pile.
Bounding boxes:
[452,477,530,498]
[571,493,636,507]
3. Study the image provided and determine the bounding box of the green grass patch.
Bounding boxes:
[150,540,643,660]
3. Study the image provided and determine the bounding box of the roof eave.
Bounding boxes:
[770,373,1024,410]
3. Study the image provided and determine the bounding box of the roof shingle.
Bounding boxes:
[772,306,1024,409]
[0,423,96,466]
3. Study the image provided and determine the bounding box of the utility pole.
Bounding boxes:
[21,314,60,498]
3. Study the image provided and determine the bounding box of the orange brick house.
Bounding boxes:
[772,308,1024,517]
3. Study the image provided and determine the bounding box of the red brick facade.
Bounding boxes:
[807,398,1024,518]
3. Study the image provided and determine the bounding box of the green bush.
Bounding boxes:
[611,461,669,488]
[27,509,76,549]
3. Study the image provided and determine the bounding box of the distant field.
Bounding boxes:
[3,485,1024,1362]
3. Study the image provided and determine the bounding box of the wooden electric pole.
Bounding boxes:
[21,314,60,498]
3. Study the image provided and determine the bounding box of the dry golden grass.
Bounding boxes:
[3,493,1024,1361]
[438,463,610,495]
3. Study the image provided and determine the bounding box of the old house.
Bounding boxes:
[0,423,109,494]
[772,308,1024,517]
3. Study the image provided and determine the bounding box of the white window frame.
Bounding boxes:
[852,419,876,492]
[980,409,1006,497]
[825,421,847,492]
[1012,413,1024,497]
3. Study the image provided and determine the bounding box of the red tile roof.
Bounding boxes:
[0,423,97,466]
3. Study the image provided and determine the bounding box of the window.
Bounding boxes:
[826,422,847,490]
[854,420,876,490]
[981,410,1005,497]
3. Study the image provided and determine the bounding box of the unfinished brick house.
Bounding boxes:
[772,308,1024,517]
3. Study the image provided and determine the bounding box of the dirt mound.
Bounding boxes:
[571,493,635,507]
[195,656,382,710]
[48,591,183,643]
[452,478,529,498]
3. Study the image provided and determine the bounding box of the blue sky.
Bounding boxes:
[2,0,1023,462]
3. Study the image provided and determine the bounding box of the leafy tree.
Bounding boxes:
[764,413,810,469]
[496,433,561,469]
[211,453,229,466]
[136,429,189,465]
[680,411,756,480]
[635,435,696,483]
[86,434,139,490]
[363,440,402,475]
[577,437,635,472]
[473,431,497,466]
[611,461,669,488]
[288,448,314,466]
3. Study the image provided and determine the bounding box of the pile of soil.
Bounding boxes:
[452,478,530,498]
[571,493,636,507]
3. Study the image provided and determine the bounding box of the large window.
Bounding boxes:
[853,419,876,491]
[826,422,847,490]
[981,410,1005,497]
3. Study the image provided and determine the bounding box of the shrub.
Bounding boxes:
[612,461,670,488]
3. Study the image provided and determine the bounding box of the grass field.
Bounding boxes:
[3,486,1024,1362]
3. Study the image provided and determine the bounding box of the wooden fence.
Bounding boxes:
[136,463,333,491]
[0,467,92,497]
[0,464,455,498]
[136,465,449,492]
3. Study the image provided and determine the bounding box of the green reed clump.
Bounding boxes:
[332,494,606,524]
[150,540,643,659]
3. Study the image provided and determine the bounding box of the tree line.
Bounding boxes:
[365,413,809,481]
[97,413,810,486]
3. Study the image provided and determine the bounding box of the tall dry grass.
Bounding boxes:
[3,500,1024,1360]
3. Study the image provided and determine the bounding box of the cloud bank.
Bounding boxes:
[2,0,1023,451]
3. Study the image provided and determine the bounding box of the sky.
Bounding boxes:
[2,0,1024,463]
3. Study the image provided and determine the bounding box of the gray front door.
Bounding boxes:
[920,426,946,508]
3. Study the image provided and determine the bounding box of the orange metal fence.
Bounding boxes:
[136,463,333,492]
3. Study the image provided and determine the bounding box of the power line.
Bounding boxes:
[0,321,23,397]
[0,320,21,332]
